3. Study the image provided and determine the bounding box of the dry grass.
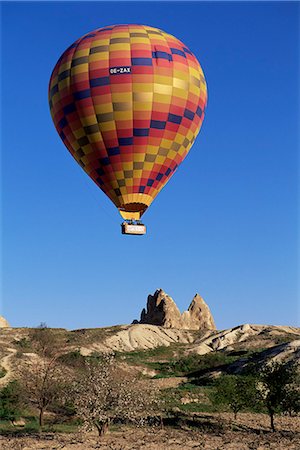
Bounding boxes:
[0,413,299,450]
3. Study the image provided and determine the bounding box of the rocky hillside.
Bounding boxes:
[0,289,299,384]
[1,292,299,450]
[0,323,299,387]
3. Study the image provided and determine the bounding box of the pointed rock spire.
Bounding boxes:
[140,289,182,328]
[183,294,216,330]
[138,290,216,330]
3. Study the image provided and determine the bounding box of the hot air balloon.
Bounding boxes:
[49,24,207,234]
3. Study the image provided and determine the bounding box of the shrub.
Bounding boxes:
[0,381,23,421]
[209,374,258,418]
[256,361,300,431]
[0,367,7,378]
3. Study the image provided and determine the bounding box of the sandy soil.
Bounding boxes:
[0,413,299,450]
[0,348,17,387]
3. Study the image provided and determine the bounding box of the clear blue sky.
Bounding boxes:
[1,1,299,330]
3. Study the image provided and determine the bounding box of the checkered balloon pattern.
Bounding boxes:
[49,24,207,220]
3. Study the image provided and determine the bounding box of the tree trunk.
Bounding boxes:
[95,420,109,437]
[100,421,109,436]
[39,408,44,427]
[159,415,164,429]
[270,410,275,432]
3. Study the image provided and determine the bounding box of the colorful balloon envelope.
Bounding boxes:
[49,24,207,225]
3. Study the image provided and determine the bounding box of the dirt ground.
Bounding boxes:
[0,413,299,450]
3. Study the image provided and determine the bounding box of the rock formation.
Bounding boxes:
[182,294,216,330]
[0,316,10,328]
[139,289,216,331]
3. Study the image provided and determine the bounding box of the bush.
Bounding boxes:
[209,375,258,418]
[58,350,85,369]
[0,367,7,378]
[13,338,32,351]
[149,352,239,378]
[0,381,23,421]
[256,361,300,431]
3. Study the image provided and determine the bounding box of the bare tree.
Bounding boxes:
[19,327,69,427]
[73,353,161,437]
[30,325,59,358]
[20,354,68,427]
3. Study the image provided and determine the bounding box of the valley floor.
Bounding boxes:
[0,413,299,450]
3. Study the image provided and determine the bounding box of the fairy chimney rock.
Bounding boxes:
[182,294,216,330]
[0,316,10,328]
[139,289,216,330]
[140,289,182,328]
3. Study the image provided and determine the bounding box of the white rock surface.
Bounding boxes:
[188,324,300,356]
[80,324,195,355]
[0,316,10,328]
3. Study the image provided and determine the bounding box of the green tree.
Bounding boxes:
[0,381,23,421]
[210,374,257,419]
[282,383,300,417]
[256,361,299,431]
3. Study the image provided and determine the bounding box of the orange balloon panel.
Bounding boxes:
[49,24,207,220]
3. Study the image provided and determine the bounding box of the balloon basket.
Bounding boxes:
[121,221,146,235]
